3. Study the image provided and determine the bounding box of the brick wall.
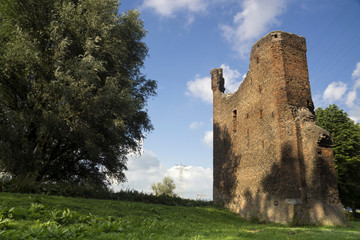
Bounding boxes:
[212,31,345,225]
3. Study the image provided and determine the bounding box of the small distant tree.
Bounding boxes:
[151,176,176,197]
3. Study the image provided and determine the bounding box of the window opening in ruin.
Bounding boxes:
[259,85,262,93]
[260,109,263,119]
[232,110,237,133]
[247,129,250,146]
[246,113,249,119]
[274,34,278,38]
[262,140,265,149]
[256,57,259,64]
[272,112,275,118]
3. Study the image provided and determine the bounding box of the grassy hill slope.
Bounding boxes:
[0,192,359,239]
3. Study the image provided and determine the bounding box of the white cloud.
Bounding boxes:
[167,165,212,200]
[186,64,242,103]
[202,131,213,148]
[352,62,360,89]
[114,149,213,200]
[141,0,207,17]
[220,0,288,57]
[323,81,347,102]
[352,62,360,79]
[347,62,360,121]
[320,63,360,123]
[349,106,360,122]
[346,90,357,107]
[117,149,167,192]
[186,75,212,103]
[189,121,203,129]
[126,149,159,171]
[220,64,242,92]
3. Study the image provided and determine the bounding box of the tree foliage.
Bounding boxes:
[315,105,360,210]
[151,177,177,197]
[0,0,156,187]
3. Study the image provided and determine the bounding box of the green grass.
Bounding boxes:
[0,192,359,239]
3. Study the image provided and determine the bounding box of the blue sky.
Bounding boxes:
[114,0,360,200]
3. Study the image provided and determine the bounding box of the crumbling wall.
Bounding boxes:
[212,31,346,225]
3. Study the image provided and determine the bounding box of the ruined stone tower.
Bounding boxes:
[212,31,346,225]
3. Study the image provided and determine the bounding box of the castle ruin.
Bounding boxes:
[211,31,346,225]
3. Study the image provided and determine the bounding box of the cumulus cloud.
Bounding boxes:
[346,90,357,107]
[320,63,360,122]
[116,149,167,192]
[323,81,347,102]
[220,64,242,92]
[352,62,360,79]
[141,0,207,17]
[186,64,243,103]
[347,62,360,121]
[349,106,360,122]
[167,165,212,199]
[186,75,212,103]
[220,0,288,57]
[352,62,360,89]
[202,131,213,148]
[189,121,203,129]
[114,149,213,200]
[126,149,159,171]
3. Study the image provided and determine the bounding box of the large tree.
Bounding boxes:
[0,0,156,187]
[316,105,360,211]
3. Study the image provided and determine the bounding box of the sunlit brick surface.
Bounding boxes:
[212,31,346,225]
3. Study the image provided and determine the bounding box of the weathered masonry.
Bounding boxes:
[211,31,346,225]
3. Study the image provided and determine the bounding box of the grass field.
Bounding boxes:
[0,192,359,239]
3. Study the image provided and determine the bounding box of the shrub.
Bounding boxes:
[0,176,213,207]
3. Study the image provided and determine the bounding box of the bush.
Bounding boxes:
[0,175,111,199]
[0,176,213,207]
[112,189,213,207]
